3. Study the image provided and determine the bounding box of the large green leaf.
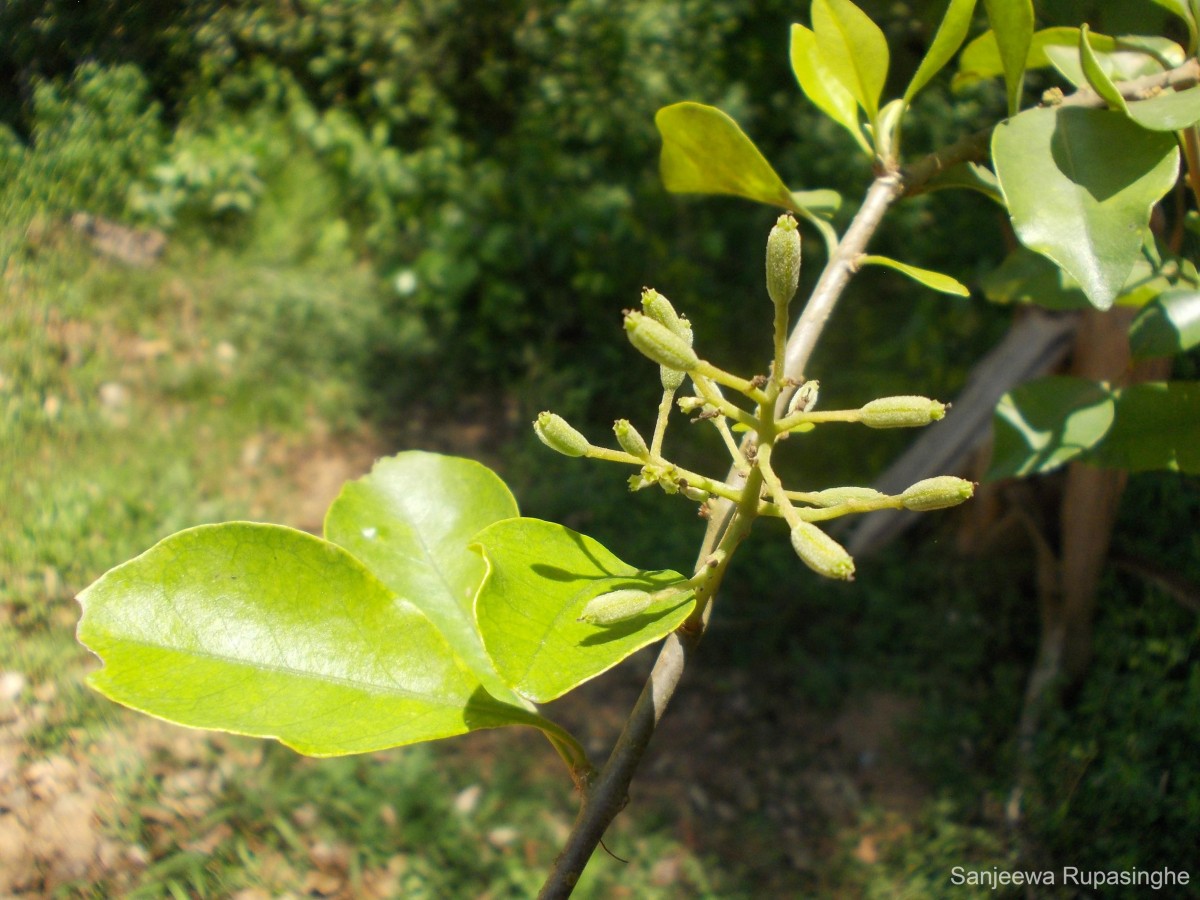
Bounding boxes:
[988,376,1115,480]
[1087,382,1200,473]
[78,523,549,755]
[790,24,871,154]
[811,0,890,126]
[992,106,1179,310]
[1129,289,1200,358]
[982,0,1034,114]
[904,0,977,103]
[474,518,694,703]
[1125,86,1200,132]
[323,452,524,707]
[656,102,793,208]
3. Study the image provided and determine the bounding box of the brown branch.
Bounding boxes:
[537,54,1200,898]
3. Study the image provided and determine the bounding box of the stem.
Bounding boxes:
[650,388,675,457]
[691,360,771,405]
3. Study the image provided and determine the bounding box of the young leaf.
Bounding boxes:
[655,102,794,208]
[1086,382,1200,473]
[1078,25,1128,113]
[904,0,978,103]
[323,452,525,707]
[790,24,871,154]
[791,188,843,218]
[988,376,1115,480]
[77,523,548,756]
[1129,289,1200,358]
[473,518,694,703]
[992,106,1179,309]
[982,0,1034,115]
[919,161,1004,204]
[811,0,890,126]
[860,254,970,296]
[954,26,1082,93]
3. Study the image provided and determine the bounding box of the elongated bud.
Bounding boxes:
[533,411,590,457]
[859,395,946,429]
[641,288,692,344]
[624,311,700,372]
[579,588,654,625]
[614,419,649,459]
[808,486,885,507]
[787,379,820,416]
[767,214,802,309]
[661,365,686,391]
[901,476,975,511]
[790,521,855,580]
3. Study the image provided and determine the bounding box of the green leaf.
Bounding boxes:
[992,106,1179,310]
[791,188,842,218]
[789,24,871,154]
[860,254,970,296]
[954,27,1085,92]
[1125,86,1200,132]
[980,247,1093,310]
[78,523,548,756]
[474,518,694,703]
[811,0,890,126]
[656,102,794,208]
[988,376,1115,480]
[1087,382,1200,473]
[1045,34,1176,90]
[1150,0,1198,50]
[1129,289,1200,358]
[982,0,1034,115]
[323,452,524,707]
[1078,25,1128,112]
[904,0,978,103]
[920,161,1004,204]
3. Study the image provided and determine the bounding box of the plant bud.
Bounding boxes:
[787,379,820,415]
[661,365,686,391]
[624,311,700,372]
[809,486,885,507]
[533,411,590,457]
[901,476,975,511]
[614,419,650,459]
[676,396,706,414]
[579,588,654,625]
[790,521,855,580]
[766,214,802,309]
[859,395,946,429]
[641,288,692,344]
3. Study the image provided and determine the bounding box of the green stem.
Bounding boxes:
[650,388,675,457]
[690,374,760,429]
[692,360,771,405]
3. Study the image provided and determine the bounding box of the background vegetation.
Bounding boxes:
[3,0,1197,895]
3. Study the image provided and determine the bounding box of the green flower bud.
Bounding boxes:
[766,214,802,309]
[660,365,686,392]
[614,419,649,459]
[790,521,855,580]
[787,379,820,416]
[641,288,692,344]
[676,396,706,414]
[579,588,654,625]
[533,411,590,457]
[809,486,885,507]
[859,395,946,429]
[900,476,975,511]
[624,311,700,372]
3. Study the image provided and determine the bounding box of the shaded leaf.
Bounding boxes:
[656,102,793,208]
[791,188,842,218]
[954,27,1097,92]
[474,518,694,703]
[860,254,970,295]
[78,523,548,756]
[904,0,978,102]
[811,0,890,125]
[992,106,1178,309]
[1088,382,1200,473]
[1129,289,1200,358]
[988,376,1115,480]
[982,0,1034,114]
[790,24,871,154]
[920,161,1004,204]
[324,452,524,706]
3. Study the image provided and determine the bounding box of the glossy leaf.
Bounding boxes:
[1125,86,1200,132]
[78,523,546,755]
[982,0,1034,115]
[1078,25,1127,112]
[656,102,793,208]
[324,452,524,706]
[1087,382,1200,473]
[474,518,694,703]
[988,377,1115,480]
[811,0,889,125]
[954,27,1087,92]
[992,106,1179,310]
[980,246,1092,310]
[904,0,978,102]
[1129,289,1200,358]
[860,254,970,296]
[790,24,871,154]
